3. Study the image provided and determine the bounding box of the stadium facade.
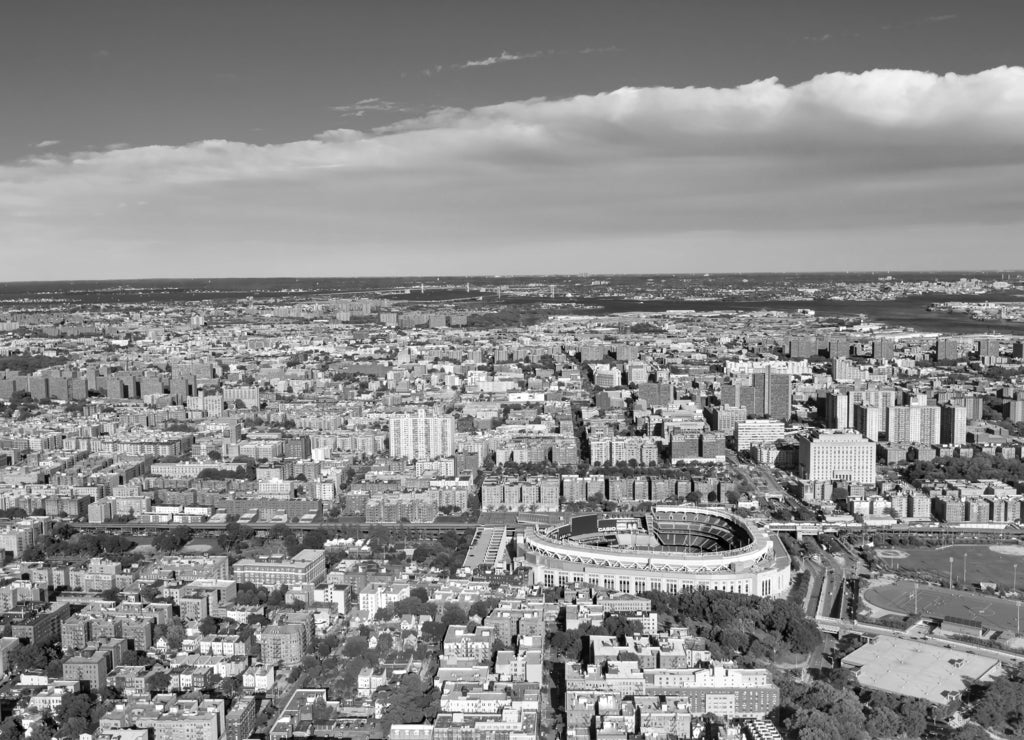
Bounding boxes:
[521,506,791,598]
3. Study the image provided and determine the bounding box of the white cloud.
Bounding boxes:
[458,50,545,68]
[3,67,1024,279]
[579,46,622,55]
[423,50,547,75]
[331,98,417,118]
[35,140,60,149]
[884,14,958,31]
[426,46,619,75]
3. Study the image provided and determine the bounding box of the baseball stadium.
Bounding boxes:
[521,505,791,597]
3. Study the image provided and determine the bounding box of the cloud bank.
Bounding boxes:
[3,67,1024,279]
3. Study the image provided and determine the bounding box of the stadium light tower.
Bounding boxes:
[949,556,954,590]
[963,553,967,585]
[1014,563,1018,594]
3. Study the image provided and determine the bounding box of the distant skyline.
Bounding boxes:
[2,0,1024,280]
[2,268,1023,289]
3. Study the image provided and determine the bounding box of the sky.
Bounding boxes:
[2,0,1024,280]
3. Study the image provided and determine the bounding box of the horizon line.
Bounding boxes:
[2,268,1023,287]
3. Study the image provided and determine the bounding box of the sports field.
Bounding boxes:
[864,580,1023,635]
[874,543,1024,592]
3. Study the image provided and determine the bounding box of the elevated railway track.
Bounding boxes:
[68,519,490,537]
[66,517,1022,540]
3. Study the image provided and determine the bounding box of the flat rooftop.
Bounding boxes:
[842,635,1001,705]
[462,526,510,570]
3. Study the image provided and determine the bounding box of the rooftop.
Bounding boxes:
[842,635,1001,705]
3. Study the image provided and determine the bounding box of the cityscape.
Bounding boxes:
[2,272,1024,740]
[3,3,1024,740]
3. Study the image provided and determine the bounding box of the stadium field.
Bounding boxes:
[864,580,1022,635]
[874,543,1024,592]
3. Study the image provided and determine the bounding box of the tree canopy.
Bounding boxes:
[376,674,440,732]
[970,674,1024,737]
[776,674,929,740]
[905,452,1024,486]
[643,588,822,659]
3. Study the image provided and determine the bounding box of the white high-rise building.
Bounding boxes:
[736,419,786,451]
[827,388,898,430]
[387,409,456,461]
[798,430,876,485]
[886,406,941,445]
[830,358,864,383]
[223,386,260,409]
